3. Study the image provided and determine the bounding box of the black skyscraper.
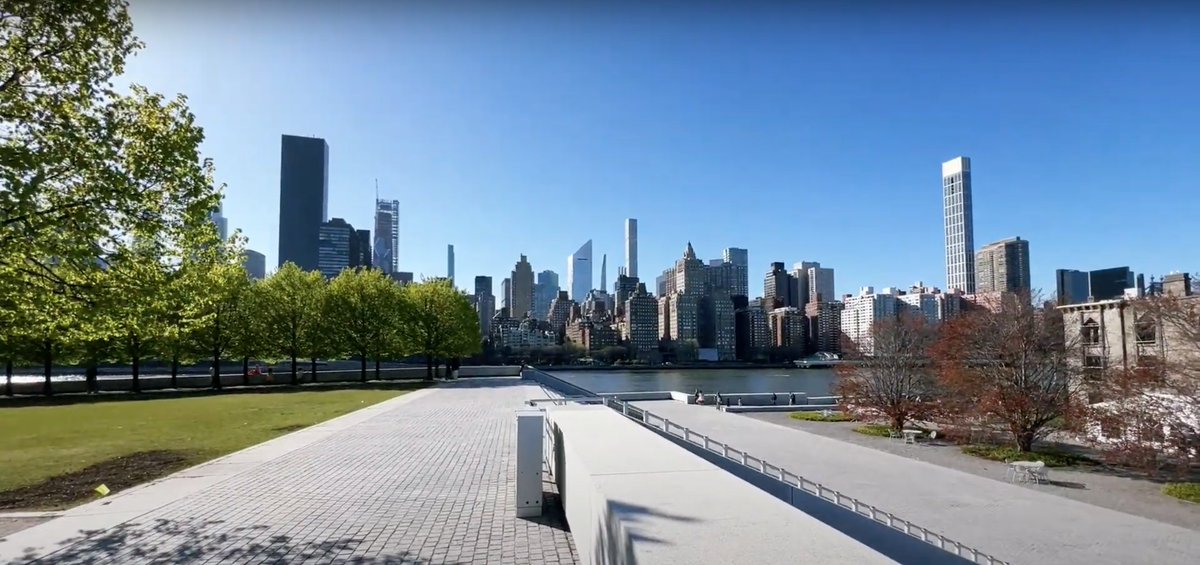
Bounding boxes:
[278,135,329,270]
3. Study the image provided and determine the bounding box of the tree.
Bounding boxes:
[397,280,480,379]
[1,2,220,293]
[257,263,325,385]
[100,242,171,393]
[836,314,940,432]
[186,261,251,389]
[155,268,200,389]
[933,297,1081,452]
[325,269,397,382]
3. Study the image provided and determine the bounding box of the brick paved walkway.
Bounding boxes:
[634,400,1200,565]
[5,378,577,565]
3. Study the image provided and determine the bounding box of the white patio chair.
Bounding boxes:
[1028,462,1048,484]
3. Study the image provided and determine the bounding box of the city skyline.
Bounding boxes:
[125,2,1198,296]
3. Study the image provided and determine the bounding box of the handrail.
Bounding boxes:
[602,396,1009,565]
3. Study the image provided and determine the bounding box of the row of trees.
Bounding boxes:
[0,1,482,396]
[835,294,1198,475]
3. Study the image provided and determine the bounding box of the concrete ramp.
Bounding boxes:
[545,405,899,565]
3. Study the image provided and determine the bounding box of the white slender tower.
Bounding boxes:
[942,157,976,293]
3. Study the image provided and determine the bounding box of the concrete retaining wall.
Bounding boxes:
[5,365,520,396]
[545,405,897,565]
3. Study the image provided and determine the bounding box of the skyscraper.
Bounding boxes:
[764,262,798,310]
[624,219,638,278]
[373,198,400,273]
[210,203,228,241]
[600,254,607,292]
[807,265,835,303]
[567,239,592,300]
[242,249,266,280]
[943,156,976,293]
[500,278,511,311]
[791,261,819,309]
[975,237,1030,294]
[1055,269,1090,306]
[534,270,560,320]
[474,276,494,339]
[723,247,749,298]
[510,255,534,319]
[352,229,372,268]
[317,217,354,278]
[447,244,455,282]
[278,135,329,270]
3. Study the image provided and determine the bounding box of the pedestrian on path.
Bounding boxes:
[771,392,777,405]
[789,392,796,405]
[715,392,722,407]
[696,390,705,405]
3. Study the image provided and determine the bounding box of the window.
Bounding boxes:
[1081,318,1101,345]
[1135,313,1157,344]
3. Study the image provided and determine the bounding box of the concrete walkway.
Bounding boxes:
[633,400,1200,565]
[1,378,577,564]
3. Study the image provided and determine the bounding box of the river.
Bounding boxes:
[552,368,839,397]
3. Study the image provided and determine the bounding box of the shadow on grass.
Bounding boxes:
[4,517,459,565]
[0,380,432,409]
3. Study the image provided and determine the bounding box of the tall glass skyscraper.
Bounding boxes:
[373,198,399,273]
[624,218,638,279]
[278,135,329,270]
[942,156,976,294]
[567,239,593,301]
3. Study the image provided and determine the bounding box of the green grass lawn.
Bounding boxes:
[1162,483,1200,504]
[0,388,414,509]
[790,411,856,422]
[960,444,1097,467]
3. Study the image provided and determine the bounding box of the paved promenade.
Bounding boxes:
[1,378,577,565]
[633,400,1200,565]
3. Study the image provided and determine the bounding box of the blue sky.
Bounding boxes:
[123,1,1199,297]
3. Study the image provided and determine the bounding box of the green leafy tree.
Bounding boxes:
[155,268,200,389]
[397,280,481,379]
[326,269,398,382]
[186,261,251,389]
[257,263,326,385]
[1,2,221,293]
[100,243,172,393]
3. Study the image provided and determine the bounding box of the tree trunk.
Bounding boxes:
[434,360,441,380]
[212,351,222,390]
[374,356,381,380]
[5,358,13,396]
[131,337,141,394]
[170,356,178,389]
[891,414,906,433]
[310,358,317,383]
[425,356,434,380]
[42,339,53,397]
[360,355,367,383]
[242,357,250,387]
[290,355,298,385]
[1017,431,1035,453]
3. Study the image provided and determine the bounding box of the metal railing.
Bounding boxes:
[602,396,1009,565]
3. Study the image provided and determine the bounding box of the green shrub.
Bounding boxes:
[960,444,1095,467]
[1162,483,1200,504]
[790,411,855,422]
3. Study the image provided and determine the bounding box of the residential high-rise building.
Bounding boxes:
[657,295,672,340]
[600,254,608,293]
[614,273,640,318]
[791,261,819,309]
[533,270,560,320]
[242,249,266,280]
[500,278,511,311]
[474,276,495,339]
[1055,269,1090,306]
[769,307,807,352]
[675,242,705,295]
[624,218,638,278]
[805,301,844,354]
[625,283,659,359]
[352,229,372,268]
[567,240,593,300]
[509,255,534,319]
[278,135,329,270]
[668,293,701,343]
[317,217,355,278]
[975,237,1030,294]
[391,272,414,285]
[447,244,455,282]
[746,297,771,352]
[943,156,976,293]
[723,247,749,298]
[373,198,399,273]
[841,288,900,354]
[547,291,574,337]
[764,262,799,310]
[474,276,493,297]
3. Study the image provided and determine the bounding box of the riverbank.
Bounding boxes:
[538,361,796,372]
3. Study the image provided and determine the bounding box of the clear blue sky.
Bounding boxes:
[123,0,1199,298]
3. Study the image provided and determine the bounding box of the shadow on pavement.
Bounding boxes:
[7,518,463,565]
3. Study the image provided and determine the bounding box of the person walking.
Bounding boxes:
[715,392,722,408]
[789,392,796,405]
[696,389,705,405]
[771,392,777,406]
